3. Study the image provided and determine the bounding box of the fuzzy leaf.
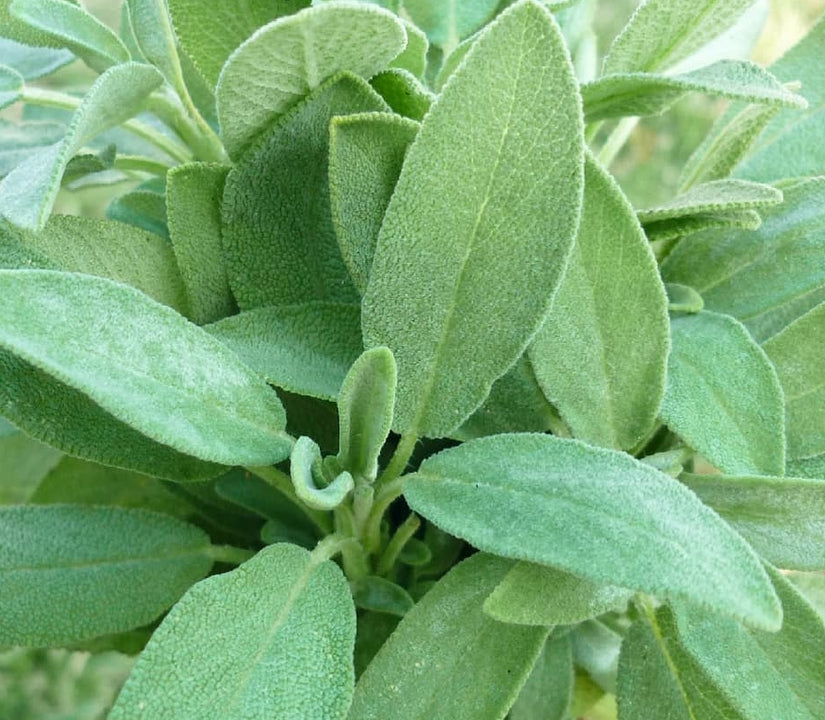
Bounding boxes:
[510,635,574,720]
[402,0,499,49]
[0,65,22,112]
[0,37,73,79]
[661,311,785,476]
[110,543,357,720]
[363,0,584,438]
[351,576,414,617]
[644,208,762,242]
[0,505,212,647]
[0,120,65,177]
[107,178,168,239]
[0,0,79,47]
[391,18,428,77]
[290,435,354,510]
[666,283,704,313]
[216,2,406,157]
[369,68,434,121]
[0,431,62,504]
[404,434,782,630]
[529,154,668,450]
[348,553,549,720]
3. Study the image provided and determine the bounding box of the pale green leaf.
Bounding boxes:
[107,178,168,239]
[786,571,825,620]
[329,111,418,295]
[571,619,622,694]
[666,283,704,314]
[110,543,356,720]
[348,553,549,720]
[0,505,212,647]
[0,65,22,112]
[290,435,353,510]
[206,302,363,401]
[433,31,475,91]
[510,635,574,720]
[391,18,428,77]
[369,67,433,121]
[0,120,65,178]
[0,0,79,47]
[529,154,668,450]
[221,73,387,308]
[0,63,163,230]
[216,2,406,157]
[0,430,62,504]
[402,0,499,50]
[644,208,762,243]
[404,434,781,630]
[0,37,73,80]
[363,0,584,438]
[0,269,291,466]
[661,311,785,476]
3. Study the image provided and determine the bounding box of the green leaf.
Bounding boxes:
[351,576,414,617]
[107,178,168,239]
[529,154,668,450]
[391,18,428,77]
[644,208,762,243]
[402,0,499,50]
[0,65,22,112]
[0,37,73,80]
[9,0,130,73]
[168,0,309,89]
[583,59,805,122]
[681,473,825,571]
[0,269,291,467]
[510,635,574,720]
[404,434,782,630]
[662,178,825,343]
[110,543,357,720]
[348,553,549,720]
[0,505,212,647]
[369,68,434,121]
[0,120,65,178]
[291,435,354,511]
[0,62,163,230]
[61,143,116,186]
[166,163,235,324]
[763,301,825,478]
[0,430,62,504]
[206,302,363,401]
[786,571,825,620]
[604,0,758,74]
[571,619,622,694]
[662,311,785,476]
[433,31,475,91]
[666,283,704,314]
[0,0,80,48]
[216,2,406,158]
[363,0,584,438]
[485,562,633,626]
[329,111,418,295]
[221,73,387,309]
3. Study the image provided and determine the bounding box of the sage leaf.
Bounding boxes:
[0,120,65,178]
[644,208,762,243]
[348,553,549,720]
[402,0,499,50]
[404,434,782,630]
[530,154,668,450]
[433,31,475,91]
[370,68,434,121]
[206,302,363,401]
[351,575,414,617]
[290,435,354,510]
[0,62,163,230]
[682,473,825,571]
[363,0,584,438]
[510,635,574,720]
[391,18,428,77]
[787,571,825,620]
[0,270,291,467]
[110,543,357,720]
[666,283,704,314]
[329,111,418,295]
[662,311,785,476]
[0,431,62,504]
[0,37,73,80]
[216,2,406,157]
[107,177,168,239]
[0,65,22,112]
[0,505,212,647]
[0,0,80,48]
[221,73,387,308]
[572,619,623,695]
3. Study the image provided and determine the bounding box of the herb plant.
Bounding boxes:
[1,0,824,718]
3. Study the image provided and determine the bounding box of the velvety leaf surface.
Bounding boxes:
[509,635,574,720]
[0,65,22,112]
[111,543,357,720]
[0,505,212,647]
[348,553,548,720]
[0,37,73,80]
[643,209,762,243]
[106,179,168,239]
[0,270,291,466]
[0,120,65,178]
[0,430,62,504]
[216,2,406,157]
[221,73,386,309]
[529,154,668,450]
[661,311,785,476]
[391,18,428,77]
[206,302,363,401]
[402,0,499,49]
[363,0,584,438]
[369,67,433,121]
[0,0,79,47]
[404,434,781,630]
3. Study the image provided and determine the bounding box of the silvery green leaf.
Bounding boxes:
[510,635,574,720]
[351,576,414,617]
[666,283,704,314]
[0,0,80,47]
[370,68,434,121]
[571,619,622,694]
[391,18,428,77]
[0,430,62,504]
[106,179,168,239]
[0,37,73,80]
[402,0,499,50]
[290,436,353,510]
[0,65,23,112]
[644,208,762,243]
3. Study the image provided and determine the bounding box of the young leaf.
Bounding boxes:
[348,553,549,720]
[0,37,73,80]
[221,73,387,309]
[351,576,414,617]
[329,111,418,295]
[107,177,168,239]
[0,430,62,504]
[529,153,668,450]
[0,270,291,467]
[0,0,80,47]
[0,505,212,647]
[391,18,428,77]
[216,2,406,157]
[404,433,782,630]
[509,635,575,720]
[290,435,354,510]
[0,65,23,112]
[661,311,785,476]
[644,208,762,243]
[402,0,499,50]
[110,543,357,720]
[369,68,434,121]
[0,120,65,178]
[0,62,163,230]
[363,0,584,438]
[666,283,704,314]
[206,302,363,401]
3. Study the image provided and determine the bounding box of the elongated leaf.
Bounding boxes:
[0,0,79,47]
[583,59,805,122]
[348,553,548,720]
[763,302,825,478]
[529,154,668,450]
[663,178,825,343]
[363,0,584,438]
[370,68,434,121]
[222,73,386,308]
[662,311,785,476]
[351,576,414,617]
[0,62,163,230]
[391,18,428,77]
[206,302,363,401]
[0,270,291,466]
[216,2,405,157]
[682,473,825,571]
[107,177,168,238]
[404,434,781,630]
[402,0,499,49]
[0,430,62,503]
[0,505,212,647]
[644,208,762,243]
[666,283,704,313]
[510,635,574,720]
[10,0,130,73]
[329,111,418,295]
[571,619,623,694]
[111,543,356,720]
[290,435,353,510]
[0,37,73,79]
[0,65,22,112]
[0,120,65,178]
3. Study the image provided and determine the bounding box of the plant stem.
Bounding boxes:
[208,544,256,565]
[245,465,333,535]
[311,533,363,566]
[147,90,226,163]
[376,513,421,576]
[375,433,418,491]
[113,155,173,175]
[363,475,407,555]
[597,116,639,168]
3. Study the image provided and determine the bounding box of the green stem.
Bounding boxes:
[208,544,256,565]
[245,465,333,535]
[375,433,418,491]
[363,475,407,555]
[585,120,603,144]
[597,116,639,168]
[113,155,173,175]
[147,90,226,163]
[376,513,420,576]
[334,505,371,581]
